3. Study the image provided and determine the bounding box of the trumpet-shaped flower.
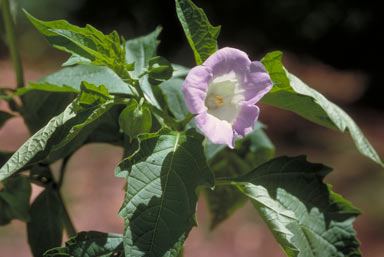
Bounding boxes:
[182,47,273,148]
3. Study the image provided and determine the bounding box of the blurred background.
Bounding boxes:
[1,0,383,256]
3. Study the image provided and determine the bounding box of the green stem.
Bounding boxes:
[214,178,235,186]
[179,112,195,130]
[1,0,25,88]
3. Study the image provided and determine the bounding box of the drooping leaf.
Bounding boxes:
[261,51,383,167]
[37,64,137,95]
[27,187,63,257]
[25,11,127,71]
[0,110,13,129]
[43,231,124,257]
[115,129,214,257]
[175,0,221,64]
[125,26,162,77]
[0,100,78,181]
[0,175,31,225]
[0,84,118,181]
[232,156,361,257]
[204,125,275,229]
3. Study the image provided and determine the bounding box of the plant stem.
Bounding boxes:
[179,112,195,130]
[1,0,25,88]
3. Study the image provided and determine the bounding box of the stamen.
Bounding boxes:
[215,96,224,106]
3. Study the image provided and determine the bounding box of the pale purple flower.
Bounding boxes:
[182,47,273,148]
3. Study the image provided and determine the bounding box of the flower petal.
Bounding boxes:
[195,112,234,148]
[233,104,260,138]
[182,65,212,114]
[243,61,273,104]
[203,47,251,78]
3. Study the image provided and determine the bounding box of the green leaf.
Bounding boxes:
[125,26,162,77]
[204,126,275,229]
[28,187,63,257]
[0,175,31,225]
[75,82,111,110]
[24,11,127,70]
[21,90,76,134]
[148,56,174,85]
[0,110,13,129]
[124,28,163,108]
[37,64,137,95]
[116,129,214,257]
[43,231,124,257]
[261,51,383,167]
[0,100,77,181]
[15,82,79,96]
[175,0,221,64]
[159,78,189,120]
[233,156,361,257]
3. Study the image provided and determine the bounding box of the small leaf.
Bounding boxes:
[148,56,174,85]
[116,129,214,257]
[75,82,111,111]
[0,176,31,225]
[0,111,13,129]
[44,231,124,257]
[261,51,383,167]
[175,0,221,64]
[233,156,361,257]
[27,187,63,257]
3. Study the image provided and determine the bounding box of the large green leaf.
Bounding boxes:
[125,27,162,77]
[44,231,124,257]
[204,126,275,229]
[0,100,77,181]
[232,156,361,257]
[115,129,214,257]
[25,11,127,70]
[37,64,137,95]
[21,90,76,134]
[159,78,189,120]
[261,51,383,167]
[175,0,221,64]
[27,187,63,257]
[0,84,118,181]
[0,175,31,225]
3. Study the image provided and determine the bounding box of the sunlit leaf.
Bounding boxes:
[233,156,361,257]
[116,129,214,257]
[204,125,275,229]
[261,51,383,167]
[44,231,124,257]
[175,0,221,64]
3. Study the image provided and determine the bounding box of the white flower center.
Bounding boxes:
[205,71,244,124]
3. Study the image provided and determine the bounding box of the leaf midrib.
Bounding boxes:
[147,132,181,256]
